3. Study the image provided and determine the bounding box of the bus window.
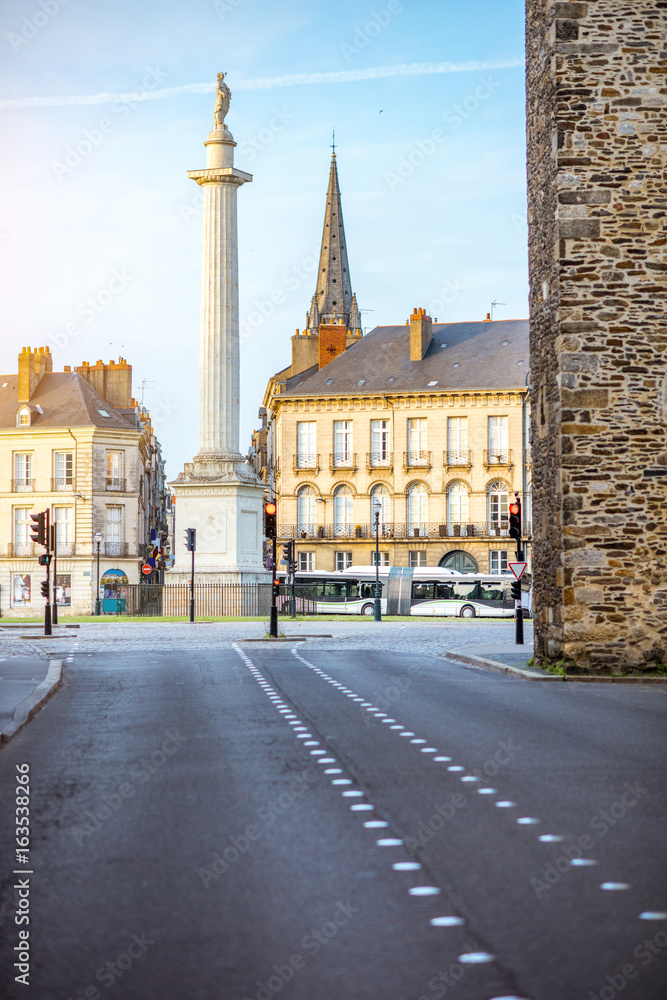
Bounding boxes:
[324,581,348,601]
[478,583,505,602]
[360,581,382,599]
[454,581,480,600]
[435,582,455,600]
[412,582,434,601]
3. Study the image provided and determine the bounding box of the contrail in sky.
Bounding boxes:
[0,58,524,110]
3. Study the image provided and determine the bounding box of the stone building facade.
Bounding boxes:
[526,0,667,670]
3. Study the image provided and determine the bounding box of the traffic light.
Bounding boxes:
[273,576,281,600]
[184,528,196,551]
[509,495,522,543]
[40,580,49,598]
[281,540,293,566]
[264,501,277,540]
[511,580,521,601]
[38,554,52,566]
[30,511,48,548]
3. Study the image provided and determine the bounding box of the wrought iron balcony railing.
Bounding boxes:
[443,450,472,469]
[483,449,513,469]
[403,451,431,471]
[52,478,76,492]
[293,454,320,474]
[12,479,35,492]
[366,453,393,472]
[281,521,532,541]
[329,453,358,473]
[105,478,127,492]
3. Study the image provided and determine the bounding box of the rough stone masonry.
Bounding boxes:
[526,0,667,671]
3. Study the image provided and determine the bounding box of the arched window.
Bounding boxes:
[407,482,428,535]
[297,485,316,535]
[370,484,391,533]
[439,550,479,574]
[447,482,469,536]
[16,407,30,427]
[488,480,509,533]
[333,484,353,536]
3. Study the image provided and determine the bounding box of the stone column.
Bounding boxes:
[526,0,667,672]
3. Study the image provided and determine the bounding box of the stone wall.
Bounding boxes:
[526,0,667,671]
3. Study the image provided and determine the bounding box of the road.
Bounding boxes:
[0,631,665,1000]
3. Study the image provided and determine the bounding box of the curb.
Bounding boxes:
[442,650,667,683]
[0,659,63,744]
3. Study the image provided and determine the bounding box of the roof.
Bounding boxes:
[0,372,138,430]
[281,319,530,396]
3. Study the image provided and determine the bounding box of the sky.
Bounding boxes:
[0,0,528,478]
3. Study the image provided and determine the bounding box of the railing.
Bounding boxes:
[443,450,472,469]
[329,453,357,473]
[105,478,127,492]
[104,541,130,557]
[293,454,320,474]
[52,478,75,492]
[483,449,513,469]
[122,583,273,617]
[7,542,35,556]
[56,543,75,556]
[281,521,532,541]
[403,451,431,471]
[12,479,34,492]
[366,453,393,472]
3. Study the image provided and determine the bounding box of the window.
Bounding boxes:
[447,417,468,464]
[407,418,427,465]
[53,507,73,554]
[333,484,353,536]
[479,581,505,602]
[407,482,428,534]
[106,506,122,555]
[454,581,480,600]
[298,551,314,572]
[370,483,391,532]
[371,551,390,567]
[14,453,32,491]
[447,483,469,534]
[439,550,479,574]
[435,582,455,600]
[55,574,72,606]
[106,451,123,490]
[409,550,427,567]
[297,485,316,534]
[54,452,74,490]
[12,574,31,606]
[335,551,352,571]
[17,407,30,426]
[334,421,353,466]
[296,422,316,469]
[489,481,509,531]
[490,550,508,574]
[14,508,32,555]
[412,581,434,600]
[488,416,509,463]
[371,419,390,465]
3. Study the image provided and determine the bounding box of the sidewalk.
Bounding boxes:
[0,633,63,742]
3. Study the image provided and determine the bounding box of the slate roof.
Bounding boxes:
[0,372,136,430]
[282,319,530,396]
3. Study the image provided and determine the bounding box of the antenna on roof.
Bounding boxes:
[490,300,506,321]
[331,127,336,154]
[140,378,155,406]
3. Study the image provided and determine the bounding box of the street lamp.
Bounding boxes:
[94,531,102,616]
[372,497,382,622]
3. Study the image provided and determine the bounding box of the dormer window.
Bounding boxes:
[17,407,30,427]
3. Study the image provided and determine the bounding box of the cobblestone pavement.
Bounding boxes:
[16,618,533,659]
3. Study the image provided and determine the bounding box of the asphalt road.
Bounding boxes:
[0,642,665,1000]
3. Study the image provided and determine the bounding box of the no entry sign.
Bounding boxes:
[141,564,153,576]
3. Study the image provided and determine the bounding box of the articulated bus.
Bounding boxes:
[284,566,532,618]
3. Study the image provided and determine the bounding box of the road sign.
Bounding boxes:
[509,561,528,582]
[141,564,153,576]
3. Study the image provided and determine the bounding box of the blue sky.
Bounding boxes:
[0,0,528,476]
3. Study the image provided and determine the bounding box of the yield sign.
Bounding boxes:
[509,562,528,582]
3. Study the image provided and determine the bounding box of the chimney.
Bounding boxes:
[75,357,132,409]
[318,323,347,370]
[18,346,52,403]
[483,312,491,322]
[409,308,432,361]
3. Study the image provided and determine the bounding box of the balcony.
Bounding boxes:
[279,521,532,541]
[52,478,76,492]
[329,453,358,474]
[105,478,127,492]
[366,453,393,473]
[12,479,35,492]
[104,541,130,557]
[293,454,320,475]
[403,451,431,472]
[483,449,513,470]
[55,543,75,556]
[7,542,35,556]
[443,450,472,471]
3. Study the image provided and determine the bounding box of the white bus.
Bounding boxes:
[285,566,531,618]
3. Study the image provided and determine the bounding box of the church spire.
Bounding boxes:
[307,150,358,333]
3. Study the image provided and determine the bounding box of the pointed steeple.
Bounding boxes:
[308,151,356,331]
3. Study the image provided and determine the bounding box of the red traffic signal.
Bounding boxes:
[265,502,277,515]
[509,503,520,516]
[264,501,277,539]
[509,496,521,542]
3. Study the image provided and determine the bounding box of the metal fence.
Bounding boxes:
[277,584,318,616]
[123,583,273,617]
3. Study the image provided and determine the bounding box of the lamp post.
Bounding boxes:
[94,531,102,616]
[372,498,382,622]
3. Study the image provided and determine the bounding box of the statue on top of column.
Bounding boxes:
[214,72,231,126]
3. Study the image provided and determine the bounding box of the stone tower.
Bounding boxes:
[526,1,667,671]
[169,73,267,583]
